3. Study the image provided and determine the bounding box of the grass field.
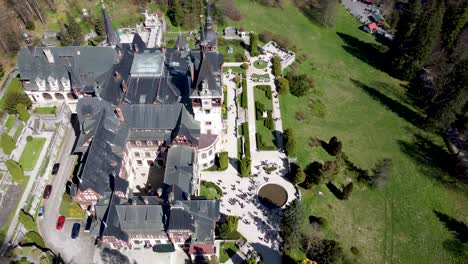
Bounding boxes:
[219,242,239,263]
[230,1,468,263]
[13,123,24,141]
[0,78,22,111]
[253,59,268,69]
[33,106,57,115]
[19,138,46,171]
[59,193,86,219]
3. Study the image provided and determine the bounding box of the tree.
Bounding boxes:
[299,259,317,264]
[327,136,342,156]
[287,73,313,97]
[16,103,30,122]
[4,92,32,114]
[4,32,20,54]
[314,0,338,27]
[25,21,35,30]
[302,161,324,188]
[441,2,468,51]
[218,151,228,171]
[283,129,297,157]
[6,159,24,182]
[0,63,4,80]
[391,0,445,80]
[249,33,260,56]
[303,238,347,264]
[66,13,83,43]
[1,134,16,155]
[218,215,239,239]
[58,26,72,46]
[340,182,353,200]
[289,163,305,184]
[94,14,106,36]
[272,56,282,77]
[370,159,393,188]
[281,199,305,250]
[277,77,289,95]
[168,0,184,27]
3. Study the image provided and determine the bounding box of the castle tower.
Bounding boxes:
[200,0,217,53]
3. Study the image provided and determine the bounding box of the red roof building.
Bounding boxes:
[189,244,215,255]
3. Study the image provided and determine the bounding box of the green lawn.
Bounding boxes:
[254,86,276,149]
[230,1,468,263]
[253,59,268,69]
[33,106,56,115]
[5,116,16,132]
[13,123,24,141]
[19,138,46,171]
[59,193,86,219]
[219,38,245,62]
[219,242,239,263]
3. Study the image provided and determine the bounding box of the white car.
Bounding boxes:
[38,206,45,220]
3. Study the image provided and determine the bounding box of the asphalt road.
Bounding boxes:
[38,129,95,264]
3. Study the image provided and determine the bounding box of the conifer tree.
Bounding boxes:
[168,0,184,27]
[66,13,83,43]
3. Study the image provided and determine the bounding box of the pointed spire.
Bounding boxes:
[102,1,120,46]
[205,0,212,30]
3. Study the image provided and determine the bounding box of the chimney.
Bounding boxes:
[114,70,121,81]
[189,63,194,82]
[115,107,125,124]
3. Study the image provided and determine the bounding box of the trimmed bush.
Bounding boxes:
[277,77,290,95]
[6,159,24,182]
[218,152,228,171]
[239,157,251,177]
[26,135,33,142]
[1,133,16,154]
[241,79,248,108]
[283,129,297,157]
[240,62,249,70]
[25,21,35,30]
[272,56,282,77]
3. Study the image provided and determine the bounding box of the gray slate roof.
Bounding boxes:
[163,146,194,200]
[17,46,118,92]
[191,52,223,97]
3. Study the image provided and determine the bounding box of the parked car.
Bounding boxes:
[56,216,66,230]
[43,185,52,199]
[38,206,45,220]
[52,163,60,175]
[71,223,80,239]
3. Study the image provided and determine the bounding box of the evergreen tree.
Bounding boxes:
[249,33,260,56]
[442,2,468,51]
[0,63,4,80]
[66,13,83,43]
[58,26,72,46]
[94,14,106,36]
[281,199,305,250]
[391,0,445,80]
[168,0,184,27]
[283,129,297,157]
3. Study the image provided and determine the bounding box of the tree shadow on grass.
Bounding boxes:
[336,32,388,72]
[326,182,342,200]
[398,131,467,192]
[350,79,425,127]
[434,210,468,257]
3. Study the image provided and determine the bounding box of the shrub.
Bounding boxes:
[25,21,35,30]
[217,215,239,239]
[241,81,248,108]
[272,56,282,77]
[6,159,24,182]
[241,54,248,62]
[240,62,249,70]
[201,181,223,197]
[277,77,289,95]
[283,129,297,157]
[289,163,305,184]
[16,103,30,122]
[235,75,241,87]
[218,152,228,171]
[1,133,16,154]
[26,135,33,142]
[350,246,360,256]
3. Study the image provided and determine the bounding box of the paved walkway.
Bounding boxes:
[1,127,53,254]
[202,55,298,264]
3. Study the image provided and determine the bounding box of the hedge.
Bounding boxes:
[256,133,276,151]
[201,181,223,197]
[218,151,228,171]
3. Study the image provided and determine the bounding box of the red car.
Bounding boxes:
[43,185,52,199]
[56,216,66,230]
